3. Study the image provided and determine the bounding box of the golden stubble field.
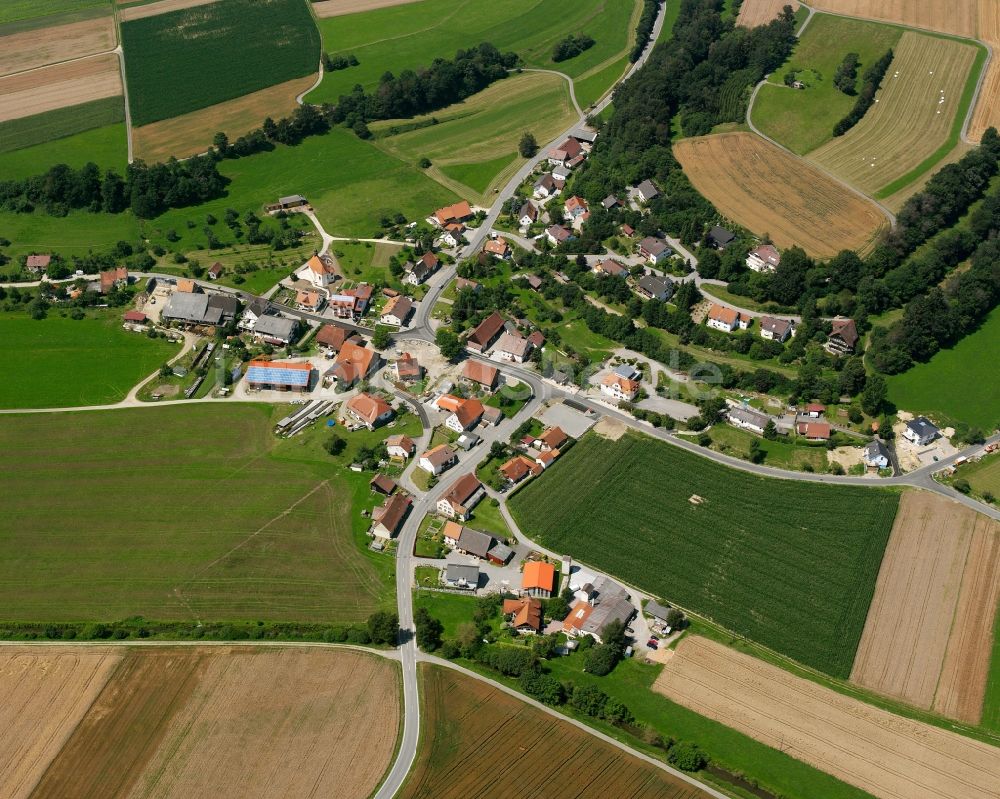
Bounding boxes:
[655,636,1000,799]
[0,646,400,799]
[736,0,800,28]
[0,55,122,123]
[0,16,116,78]
[673,131,889,257]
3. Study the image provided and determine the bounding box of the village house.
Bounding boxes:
[432,200,473,227]
[803,403,826,418]
[903,416,940,446]
[534,426,568,451]
[547,137,584,167]
[620,223,635,237]
[330,284,373,320]
[99,267,129,294]
[452,526,493,559]
[746,244,781,273]
[532,173,564,199]
[245,360,312,392]
[503,597,543,634]
[863,440,891,469]
[436,474,485,520]
[601,373,640,402]
[826,318,859,355]
[527,330,545,349]
[239,297,273,331]
[796,421,831,441]
[324,340,378,387]
[455,277,480,293]
[727,406,770,435]
[437,395,485,433]
[253,314,298,345]
[371,493,411,539]
[493,331,532,363]
[345,392,394,430]
[207,262,224,280]
[706,304,751,333]
[439,223,466,248]
[25,254,51,274]
[462,360,499,391]
[370,473,397,496]
[522,561,556,598]
[708,226,736,249]
[564,195,589,220]
[444,563,480,590]
[500,455,542,485]
[518,201,538,227]
[295,289,326,312]
[602,195,622,211]
[636,274,673,302]
[207,294,239,323]
[465,311,507,353]
[759,316,794,342]
[483,238,511,259]
[638,236,671,265]
[296,254,339,289]
[635,179,660,203]
[380,295,414,327]
[418,444,458,475]
[595,258,628,278]
[386,434,416,460]
[563,596,635,642]
[535,449,559,470]
[393,353,422,383]
[315,324,360,354]
[403,251,440,286]
[546,225,574,246]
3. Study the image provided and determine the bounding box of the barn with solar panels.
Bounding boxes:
[244,360,313,392]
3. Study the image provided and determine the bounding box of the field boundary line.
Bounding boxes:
[0,640,401,658]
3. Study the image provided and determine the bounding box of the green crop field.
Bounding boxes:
[121,0,320,126]
[0,0,107,25]
[509,432,900,677]
[0,309,177,408]
[0,404,395,623]
[308,0,638,106]
[751,14,902,155]
[0,122,126,181]
[887,307,1000,430]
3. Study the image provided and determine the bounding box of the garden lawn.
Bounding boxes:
[708,424,828,471]
[0,309,176,408]
[413,591,479,639]
[886,307,1000,430]
[0,404,395,623]
[120,0,319,126]
[509,431,900,677]
[750,14,903,155]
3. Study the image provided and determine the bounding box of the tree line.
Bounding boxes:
[552,33,595,63]
[832,49,893,136]
[630,0,662,62]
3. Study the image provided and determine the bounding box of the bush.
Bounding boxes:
[552,33,595,63]
[954,478,972,494]
[668,741,707,771]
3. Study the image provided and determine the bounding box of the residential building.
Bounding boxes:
[493,332,532,363]
[25,254,51,274]
[727,406,770,435]
[315,324,359,353]
[759,316,794,342]
[903,416,940,446]
[636,275,673,302]
[403,251,439,285]
[613,363,640,381]
[371,493,411,539]
[708,226,736,249]
[547,137,583,166]
[601,373,640,402]
[527,330,545,349]
[535,449,559,469]
[635,179,660,202]
[418,444,457,475]
[99,267,129,294]
[803,403,826,418]
[239,298,273,331]
[796,421,831,440]
[826,318,859,355]
[746,244,781,272]
[455,277,480,293]
[442,521,464,548]
[345,392,394,430]
[207,262,224,280]
[595,258,628,278]
[706,304,751,333]
[439,224,465,248]
[394,353,422,382]
[436,474,485,520]
[638,236,670,264]
[245,360,312,392]
[336,340,378,381]
[297,254,339,288]
[863,440,891,469]
[386,434,416,460]
[620,223,635,237]
[503,597,543,634]
[437,395,484,433]
[534,426,568,451]
[563,596,635,642]
[522,561,556,598]
[466,311,506,353]
[432,200,473,226]
[532,173,563,199]
[444,563,479,590]
[518,201,538,227]
[564,195,589,219]
[253,314,298,344]
[380,295,413,327]
[602,195,621,211]
[462,360,499,390]
[644,599,672,626]
[545,225,574,246]
[295,289,325,312]
[500,455,542,485]
[207,294,239,322]
[483,238,511,259]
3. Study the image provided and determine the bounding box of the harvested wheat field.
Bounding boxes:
[810,0,977,38]
[850,491,1000,721]
[655,636,1000,799]
[403,663,711,799]
[0,54,121,123]
[313,0,423,18]
[0,16,116,78]
[674,132,888,257]
[810,32,978,194]
[132,74,316,161]
[0,647,124,799]
[970,0,1000,140]
[737,0,799,27]
[0,645,400,799]
[119,0,221,21]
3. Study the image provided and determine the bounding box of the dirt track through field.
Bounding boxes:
[0,55,122,123]
[0,648,122,799]
[655,636,1000,799]
[119,0,221,21]
[736,0,799,27]
[673,132,888,257]
[312,0,423,18]
[0,16,115,78]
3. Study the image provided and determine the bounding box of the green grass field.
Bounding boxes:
[0,207,140,261]
[952,453,1000,501]
[886,307,1000,430]
[984,609,1000,732]
[509,432,900,677]
[307,0,638,106]
[0,0,107,24]
[708,424,829,471]
[0,97,125,162]
[0,309,177,408]
[0,404,395,623]
[121,0,320,126]
[0,124,127,181]
[751,14,903,155]
[412,591,480,639]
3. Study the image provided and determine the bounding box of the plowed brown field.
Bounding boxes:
[313,0,423,18]
[654,636,1000,799]
[0,16,116,78]
[673,132,888,256]
[404,664,710,799]
[0,648,122,799]
[737,0,799,28]
[0,55,122,123]
[850,491,1000,723]
[132,74,316,161]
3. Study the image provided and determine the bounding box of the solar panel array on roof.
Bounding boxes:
[245,364,310,386]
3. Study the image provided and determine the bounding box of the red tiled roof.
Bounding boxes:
[523,561,556,592]
[346,392,392,425]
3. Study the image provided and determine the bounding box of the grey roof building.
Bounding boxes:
[708,226,736,249]
[904,416,940,446]
[162,293,223,326]
[253,314,298,343]
[645,599,672,623]
[863,440,891,468]
[445,563,480,588]
[207,293,240,321]
[487,541,513,564]
[456,527,493,559]
[581,596,635,639]
[728,406,771,434]
[636,179,659,202]
[636,274,673,301]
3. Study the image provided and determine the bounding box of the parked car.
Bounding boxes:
[647,638,658,649]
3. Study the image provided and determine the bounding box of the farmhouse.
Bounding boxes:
[25,254,51,274]
[386,434,416,460]
[466,311,507,353]
[493,332,532,363]
[863,440,891,469]
[746,244,781,272]
[240,298,274,330]
[518,201,538,226]
[345,393,394,430]
[759,316,794,342]
[315,324,360,353]
[708,226,736,249]
[175,279,197,293]
[636,275,673,301]
[706,304,751,333]
[297,254,339,288]
[245,360,312,392]
[437,474,485,520]
[903,416,940,446]
[453,526,493,559]
[636,179,660,202]
[371,493,411,539]
[99,267,129,294]
[207,294,239,322]
[253,314,298,345]
[547,137,583,167]
[500,455,542,485]
[444,563,479,590]
[462,360,499,390]
[826,318,859,355]
[728,406,771,435]
[404,251,440,285]
[380,295,413,327]
[393,353,422,382]
[432,200,473,226]
[564,595,635,642]
[522,561,556,598]
[546,225,574,246]
[796,421,831,440]
[207,261,224,280]
[503,597,544,634]
[532,173,564,199]
[295,289,325,312]
[638,236,671,264]
[595,259,628,278]
[162,292,223,327]
[483,238,511,259]
[601,373,640,402]
[419,444,458,475]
